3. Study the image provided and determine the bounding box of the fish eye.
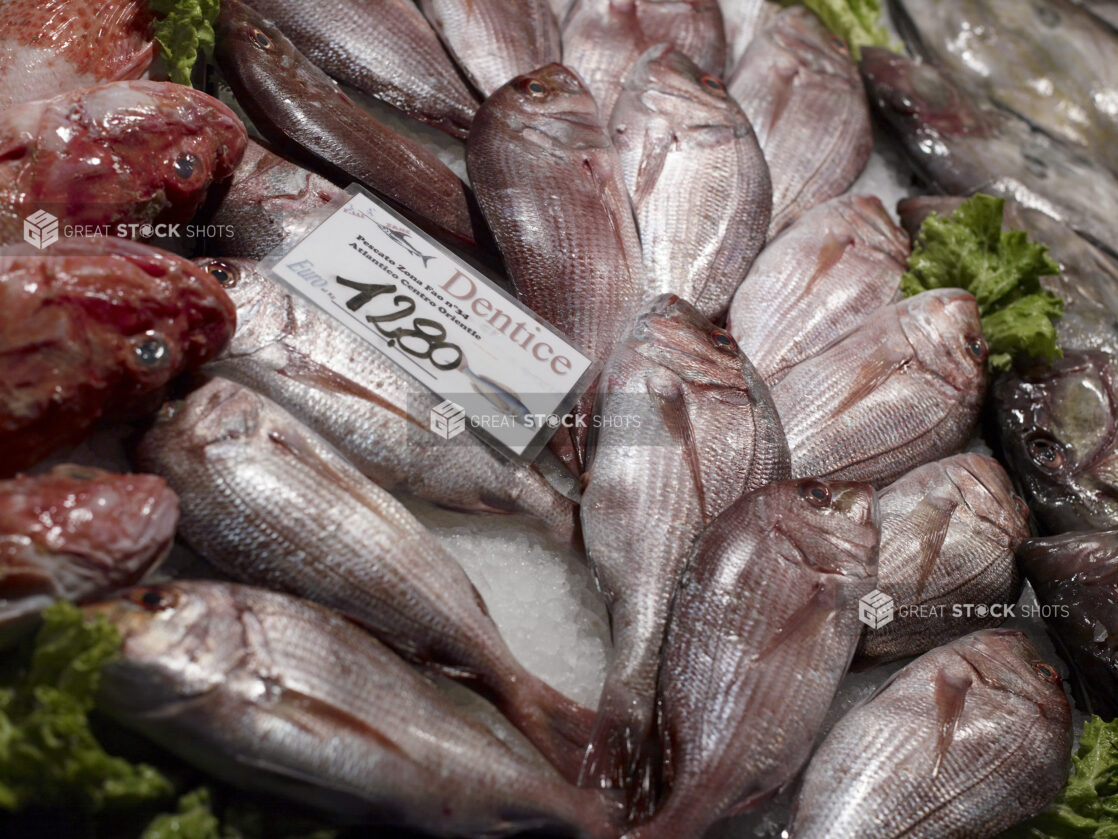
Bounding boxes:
[1026,434,1065,470]
[711,329,737,350]
[205,261,238,288]
[174,153,197,179]
[1034,4,1060,27]
[251,28,272,49]
[1032,661,1061,684]
[1013,495,1030,520]
[522,78,548,97]
[129,586,175,612]
[133,333,170,370]
[800,481,832,508]
[699,74,726,95]
[965,334,987,360]
[829,35,849,53]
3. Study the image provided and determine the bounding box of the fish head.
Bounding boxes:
[622,45,737,125]
[142,377,267,467]
[485,64,609,149]
[952,629,1070,715]
[940,453,1031,545]
[995,351,1118,531]
[83,581,246,713]
[629,294,756,390]
[193,257,289,356]
[215,0,300,74]
[768,7,856,80]
[859,48,989,139]
[900,289,988,397]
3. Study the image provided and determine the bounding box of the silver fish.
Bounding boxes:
[788,629,1072,839]
[579,295,790,813]
[633,0,727,76]
[563,0,650,119]
[728,194,907,385]
[467,64,645,471]
[610,45,771,320]
[196,258,579,546]
[626,478,879,839]
[420,0,561,96]
[728,7,872,236]
[856,453,1029,664]
[720,0,778,71]
[88,581,620,837]
[133,377,594,782]
[771,289,988,487]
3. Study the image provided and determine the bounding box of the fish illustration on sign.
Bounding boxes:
[377,221,437,267]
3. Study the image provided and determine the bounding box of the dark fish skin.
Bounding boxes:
[994,350,1118,534]
[890,0,1118,176]
[244,0,478,138]
[196,257,580,545]
[624,479,879,839]
[899,195,1118,357]
[728,8,872,236]
[788,629,1072,839]
[133,377,595,783]
[0,0,154,109]
[206,140,346,261]
[578,296,790,815]
[610,45,772,321]
[467,64,645,471]
[87,581,622,838]
[0,80,247,246]
[771,289,988,488]
[215,0,482,247]
[1019,530,1118,717]
[728,194,907,385]
[0,465,177,645]
[856,453,1029,665]
[420,0,562,96]
[860,47,1118,259]
[0,237,237,476]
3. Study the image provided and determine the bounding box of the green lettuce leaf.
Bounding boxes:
[901,194,1064,372]
[1005,716,1118,837]
[780,0,896,59]
[150,0,220,86]
[0,602,174,811]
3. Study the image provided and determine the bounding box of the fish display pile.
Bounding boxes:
[6,1,1118,838]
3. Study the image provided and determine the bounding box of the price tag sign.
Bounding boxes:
[261,187,596,460]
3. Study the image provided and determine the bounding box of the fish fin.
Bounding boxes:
[727,785,782,816]
[752,580,837,663]
[932,668,972,778]
[833,352,906,415]
[798,233,853,298]
[275,348,425,429]
[268,684,408,759]
[630,128,675,213]
[647,377,707,523]
[580,685,660,819]
[910,494,958,599]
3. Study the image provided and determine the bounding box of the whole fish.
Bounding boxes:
[728,8,872,235]
[215,0,481,247]
[562,0,650,118]
[206,140,346,261]
[720,0,778,71]
[1019,530,1118,717]
[994,350,1118,533]
[420,0,562,96]
[0,465,176,644]
[0,0,154,109]
[856,454,1029,664]
[728,195,908,384]
[134,377,594,782]
[88,581,620,837]
[196,257,579,545]
[0,81,246,246]
[633,0,726,76]
[788,629,1072,838]
[899,195,1118,357]
[610,46,771,320]
[627,478,879,839]
[0,237,236,476]
[467,64,645,471]
[860,48,1118,259]
[243,0,478,138]
[891,0,1118,176]
[771,289,988,487]
[579,296,790,813]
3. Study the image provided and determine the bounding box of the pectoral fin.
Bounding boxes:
[932,668,972,778]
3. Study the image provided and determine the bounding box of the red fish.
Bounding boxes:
[0,80,247,245]
[0,0,155,109]
[0,237,237,475]
[0,464,178,644]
